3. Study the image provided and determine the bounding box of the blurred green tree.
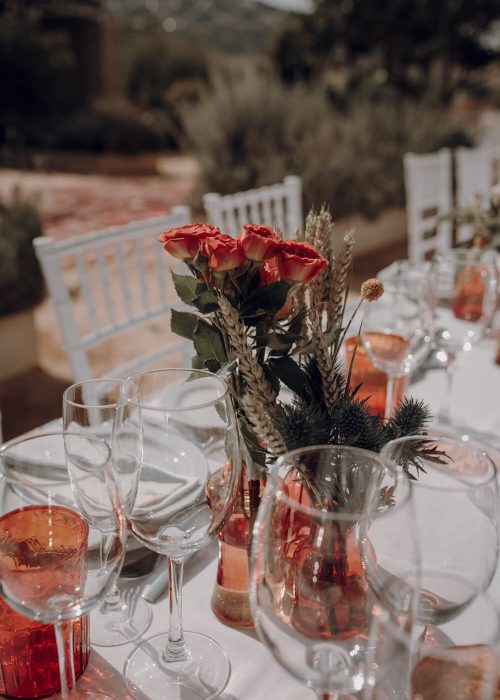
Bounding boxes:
[272,0,500,100]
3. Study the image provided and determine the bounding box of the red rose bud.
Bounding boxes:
[276,240,328,283]
[238,224,281,262]
[159,223,220,259]
[203,234,246,271]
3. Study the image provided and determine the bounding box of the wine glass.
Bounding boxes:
[369,583,500,700]
[250,445,420,700]
[361,269,433,419]
[431,248,497,424]
[63,379,152,646]
[381,434,499,626]
[114,368,241,700]
[0,431,126,699]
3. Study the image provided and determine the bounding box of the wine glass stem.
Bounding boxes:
[385,374,396,419]
[100,584,124,613]
[162,555,188,663]
[438,355,458,424]
[54,620,76,699]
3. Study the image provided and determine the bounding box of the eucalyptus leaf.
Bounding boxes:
[193,288,219,313]
[242,281,290,316]
[268,356,307,395]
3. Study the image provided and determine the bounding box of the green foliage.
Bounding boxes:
[0,188,45,316]
[181,67,471,220]
[51,100,176,154]
[272,0,500,100]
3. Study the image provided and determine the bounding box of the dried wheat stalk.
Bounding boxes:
[309,306,338,410]
[217,294,276,410]
[241,394,286,457]
[327,228,354,329]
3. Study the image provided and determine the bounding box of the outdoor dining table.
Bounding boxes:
[25,334,500,700]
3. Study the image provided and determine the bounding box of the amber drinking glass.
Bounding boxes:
[0,432,126,700]
[63,379,152,647]
[431,249,497,424]
[251,445,420,700]
[344,336,408,418]
[361,273,433,419]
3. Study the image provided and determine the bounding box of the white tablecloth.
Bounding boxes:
[63,338,500,698]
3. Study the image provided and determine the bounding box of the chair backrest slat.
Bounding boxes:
[403,149,452,262]
[203,176,303,239]
[455,146,500,244]
[34,205,192,382]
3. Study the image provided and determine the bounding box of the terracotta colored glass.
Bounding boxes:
[0,599,90,699]
[0,504,89,698]
[452,265,486,322]
[345,335,407,418]
[207,467,265,629]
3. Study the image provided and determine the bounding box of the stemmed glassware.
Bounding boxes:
[361,268,433,418]
[250,445,420,700]
[63,379,152,646]
[114,368,241,700]
[0,431,126,699]
[431,248,497,424]
[371,584,500,700]
[381,434,499,627]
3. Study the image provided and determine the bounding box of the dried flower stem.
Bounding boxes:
[304,207,317,246]
[309,306,338,410]
[241,394,286,457]
[218,294,276,410]
[328,228,354,329]
[311,206,334,308]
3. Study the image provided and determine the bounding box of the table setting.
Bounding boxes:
[1,206,500,700]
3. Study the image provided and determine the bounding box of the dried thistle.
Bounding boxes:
[361,278,384,302]
[328,228,355,329]
[217,294,276,411]
[241,394,287,457]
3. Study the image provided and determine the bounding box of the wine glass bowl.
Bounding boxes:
[0,432,126,699]
[114,368,241,700]
[63,379,153,647]
[361,272,433,418]
[381,435,499,626]
[250,445,420,700]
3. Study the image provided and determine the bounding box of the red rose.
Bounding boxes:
[276,240,328,284]
[203,234,246,272]
[238,224,281,262]
[159,223,220,259]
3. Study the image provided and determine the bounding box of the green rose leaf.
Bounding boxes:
[193,319,228,364]
[172,271,205,306]
[193,289,220,314]
[268,356,307,395]
[171,308,199,340]
[241,281,290,316]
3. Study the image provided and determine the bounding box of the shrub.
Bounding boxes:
[0,187,45,316]
[52,100,177,154]
[180,68,472,220]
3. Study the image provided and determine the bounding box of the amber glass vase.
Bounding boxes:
[206,466,265,629]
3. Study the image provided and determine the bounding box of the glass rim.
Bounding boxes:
[272,444,412,522]
[122,367,230,413]
[0,430,112,487]
[63,377,129,410]
[381,434,498,491]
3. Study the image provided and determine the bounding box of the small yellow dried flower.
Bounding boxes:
[361,278,384,302]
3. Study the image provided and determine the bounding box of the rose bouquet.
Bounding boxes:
[159,209,431,486]
[159,207,433,628]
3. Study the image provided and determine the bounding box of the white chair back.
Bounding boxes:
[33,206,192,383]
[202,175,303,238]
[403,149,453,262]
[455,146,500,244]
